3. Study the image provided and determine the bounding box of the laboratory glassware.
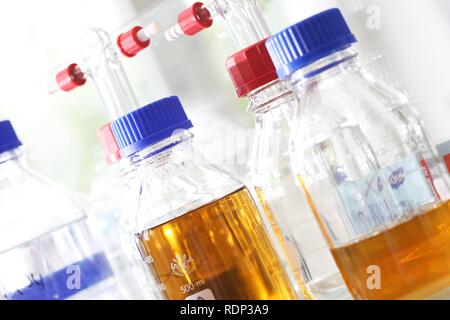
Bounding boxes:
[0,120,122,300]
[226,39,351,300]
[111,96,299,300]
[267,9,450,300]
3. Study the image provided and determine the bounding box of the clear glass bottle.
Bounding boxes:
[111,96,299,300]
[89,123,153,300]
[225,40,350,300]
[267,9,450,300]
[0,120,122,300]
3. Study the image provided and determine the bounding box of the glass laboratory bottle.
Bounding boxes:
[0,120,122,300]
[226,39,350,300]
[111,96,298,300]
[267,9,450,300]
[89,123,153,300]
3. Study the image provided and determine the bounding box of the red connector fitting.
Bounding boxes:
[56,64,87,92]
[179,2,213,36]
[117,26,150,58]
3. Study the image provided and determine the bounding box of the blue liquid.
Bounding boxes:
[6,253,113,300]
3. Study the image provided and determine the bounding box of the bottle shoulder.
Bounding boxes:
[0,163,87,252]
[132,156,245,232]
[293,68,414,162]
[302,66,412,113]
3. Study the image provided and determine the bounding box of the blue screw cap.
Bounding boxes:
[0,120,22,154]
[266,8,357,80]
[111,96,194,158]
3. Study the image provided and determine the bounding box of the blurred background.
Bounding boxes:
[0,0,449,195]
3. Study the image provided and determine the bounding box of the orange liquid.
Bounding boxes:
[331,201,450,300]
[255,187,313,300]
[137,187,297,300]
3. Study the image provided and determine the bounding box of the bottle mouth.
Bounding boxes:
[0,147,23,166]
[247,80,294,114]
[0,143,22,156]
[130,130,194,165]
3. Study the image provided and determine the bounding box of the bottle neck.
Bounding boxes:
[111,157,135,182]
[0,148,23,164]
[247,80,295,116]
[0,148,26,180]
[130,131,194,170]
[289,47,359,88]
[246,81,297,182]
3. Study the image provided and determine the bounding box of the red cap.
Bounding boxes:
[444,154,450,174]
[178,2,213,36]
[98,123,122,165]
[226,39,278,97]
[56,64,87,92]
[118,26,150,58]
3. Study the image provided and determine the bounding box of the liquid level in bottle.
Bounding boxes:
[255,187,313,300]
[331,201,450,300]
[137,187,297,300]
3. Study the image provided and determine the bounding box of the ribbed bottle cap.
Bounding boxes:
[0,120,22,154]
[226,39,278,97]
[111,96,193,158]
[266,8,357,80]
[98,123,122,165]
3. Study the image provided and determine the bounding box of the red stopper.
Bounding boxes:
[226,39,278,97]
[98,123,122,165]
[444,154,450,174]
[178,2,213,36]
[56,64,86,92]
[117,26,150,58]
